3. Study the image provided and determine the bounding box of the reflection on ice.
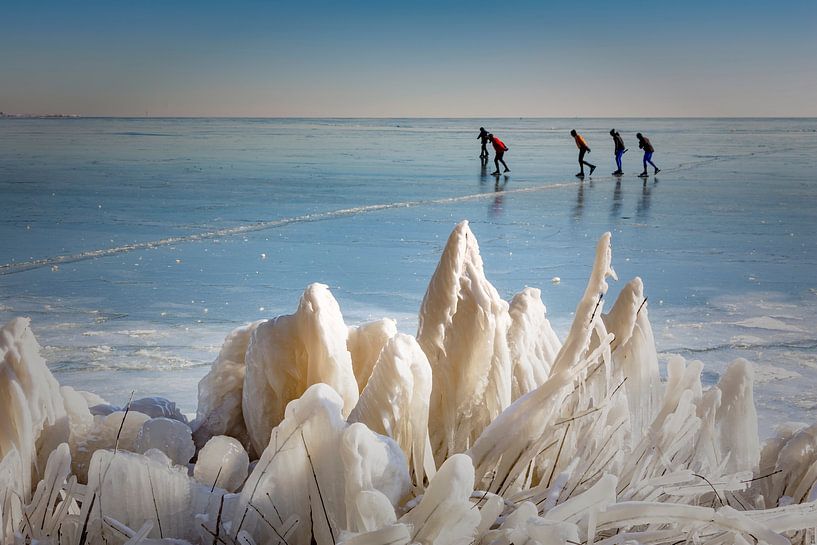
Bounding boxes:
[3,221,817,544]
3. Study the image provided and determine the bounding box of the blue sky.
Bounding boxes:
[1,0,816,116]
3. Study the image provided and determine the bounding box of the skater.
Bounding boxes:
[610,129,626,175]
[571,129,596,177]
[489,133,510,175]
[477,127,490,159]
[637,132,660,177]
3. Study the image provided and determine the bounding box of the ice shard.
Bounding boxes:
[242,284,359,455]
[417,220,513,463]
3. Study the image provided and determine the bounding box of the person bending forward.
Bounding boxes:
[637,132,660,177]
[489,133,510,175]
[571,129,596,177]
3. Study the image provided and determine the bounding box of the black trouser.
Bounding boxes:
[494,151,508,172]
[481,143,488,157]
[578,148,595,172]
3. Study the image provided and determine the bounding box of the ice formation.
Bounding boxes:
[134,417,195,466]
[3,220,817,545]
[193,435,249,492]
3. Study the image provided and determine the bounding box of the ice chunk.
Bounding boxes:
[399,453,480,545]
[349,333,435,490]
[341,423,410,530]
[347,318,397,391]
[602,278,660,443]
[242,284,360,455]
[129,397,188,423]
[234,384,408,545]
[86,448,208,542]
[135,417,195,467]
[416,221,513,463]
[193,435,249,492]
[716,358,760,473]
[0,317,68,500]
[507,287,561,398]
[193,321,260,452]
[73,409,151,481]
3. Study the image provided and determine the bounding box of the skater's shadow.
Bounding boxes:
[636,178,658,221]
[479,156,490,185]
[610,180,623,220]
[489,178,508,218]
[574,179,593,220]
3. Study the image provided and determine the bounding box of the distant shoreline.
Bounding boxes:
[0,112,80,119]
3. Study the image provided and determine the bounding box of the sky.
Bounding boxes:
[1,0,816,117]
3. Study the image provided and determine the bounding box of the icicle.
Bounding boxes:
[715,358,760,473]
[86,448,206,543]
[549,232,616,377]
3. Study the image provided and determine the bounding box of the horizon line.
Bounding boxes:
[3,114,817,120]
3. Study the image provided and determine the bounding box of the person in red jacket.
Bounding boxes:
[489,133,510,175]
[570,129,596,177]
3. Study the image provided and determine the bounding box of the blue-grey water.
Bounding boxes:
[1,118,815,434]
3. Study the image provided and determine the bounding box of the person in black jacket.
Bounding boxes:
[637,132,660,177]
[477,127,490,159]
[610,129,626,176]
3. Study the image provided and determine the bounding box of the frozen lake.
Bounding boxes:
[1,117,815,435]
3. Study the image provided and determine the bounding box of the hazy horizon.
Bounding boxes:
[3,1,816,118]
[5,114,817,120]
